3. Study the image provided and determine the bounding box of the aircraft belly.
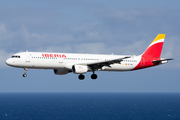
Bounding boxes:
[103,64,137,71]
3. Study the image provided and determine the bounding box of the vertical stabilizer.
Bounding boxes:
[133,34,166,70]
[142,34,165,59]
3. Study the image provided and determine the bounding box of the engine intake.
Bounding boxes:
[72,65,88,74]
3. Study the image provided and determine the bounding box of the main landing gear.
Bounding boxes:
[78,71,98,80]
[91,74,97,79]
[78,74,85,80]
[91,70,97,80]
[23,68,27,77]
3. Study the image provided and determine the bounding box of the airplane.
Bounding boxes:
[6,34,173,80]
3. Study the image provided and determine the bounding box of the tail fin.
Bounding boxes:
[142,34,165,59]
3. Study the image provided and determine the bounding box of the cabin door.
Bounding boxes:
[59,58,63,63]
[25,52,30,62]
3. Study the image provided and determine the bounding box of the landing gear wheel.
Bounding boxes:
[91,74,97,79]
[23,74,27,77]
[78,74,85,80]
[23,68,28,77]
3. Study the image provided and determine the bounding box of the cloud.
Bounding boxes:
[0,23,16,41]
[0,6,179,69]
[95,9,141,22]
[0,50,14,68]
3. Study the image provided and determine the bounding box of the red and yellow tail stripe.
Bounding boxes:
[133,34,165,70]
[142,34,165,58]
[149,34,165,47]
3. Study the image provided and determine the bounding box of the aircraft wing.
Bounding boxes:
[79,56,131,70]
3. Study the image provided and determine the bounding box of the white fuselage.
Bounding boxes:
[5,34,171,79]
[6,52,141,71]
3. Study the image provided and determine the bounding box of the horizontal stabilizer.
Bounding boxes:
[152,58,174,64]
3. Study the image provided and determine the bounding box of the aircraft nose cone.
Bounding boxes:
[6,59,12,66]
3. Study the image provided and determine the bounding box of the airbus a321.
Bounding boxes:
[6,34,173,80]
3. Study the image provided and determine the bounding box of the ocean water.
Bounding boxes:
[0,93,180,120]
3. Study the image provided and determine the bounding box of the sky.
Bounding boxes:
[0,0,180,93]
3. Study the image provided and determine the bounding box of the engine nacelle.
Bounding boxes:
[54,69,69,75]
[72,65,88,74]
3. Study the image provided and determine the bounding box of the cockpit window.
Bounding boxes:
[11,55,20,58]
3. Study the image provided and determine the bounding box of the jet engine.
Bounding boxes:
[72,65,88,74]
[54,69,69,75]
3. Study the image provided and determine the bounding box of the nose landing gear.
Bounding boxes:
[23,74,27,77]
[23,68,27,77]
